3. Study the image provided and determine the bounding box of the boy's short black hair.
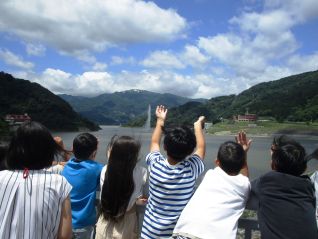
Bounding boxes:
[6,121,60,170]
[73,133,98,160]
[163,126,196,162]
[271,135,306,176]
[217,141,245,175]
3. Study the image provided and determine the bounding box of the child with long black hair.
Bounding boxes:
[95,135,147,239]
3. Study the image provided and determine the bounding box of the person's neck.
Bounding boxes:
[167,156,179,165]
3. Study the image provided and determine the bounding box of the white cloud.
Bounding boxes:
[264,0,318,22]
[26,43,46,56]
[287,53,318,73]
[197,0,318,85]
[34,69,113,96]
[92,62,107,72]
[0,0,187,55]
[181,45,210,68]
[0,49,34,69]
[111,56,136,65]
[141,51,185,69]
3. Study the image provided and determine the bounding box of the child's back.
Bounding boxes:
[248,135,317,239]
[173,137,251,239]
[62,133,103,238]
[141,106,205,238]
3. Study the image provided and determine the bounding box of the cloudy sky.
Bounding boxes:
[0,0,317,99]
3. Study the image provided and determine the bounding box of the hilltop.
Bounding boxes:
[0,72,100,131]
[60,90,205,125]
[163,70,318,126]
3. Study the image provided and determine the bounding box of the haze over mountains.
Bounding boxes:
[59,91,205,125]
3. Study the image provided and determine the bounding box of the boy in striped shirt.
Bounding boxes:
[141,105,205,239]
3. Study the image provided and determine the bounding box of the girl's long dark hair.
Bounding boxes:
[100,135,140,222]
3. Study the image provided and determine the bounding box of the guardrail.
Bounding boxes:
[96,196,259,239]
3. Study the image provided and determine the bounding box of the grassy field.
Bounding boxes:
[207,121,318,136]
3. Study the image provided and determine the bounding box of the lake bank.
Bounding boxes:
[207,121,318,136]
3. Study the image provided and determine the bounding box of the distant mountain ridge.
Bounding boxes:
[60,90,205,125]
[165,70,318,125]
[0,72,99,131]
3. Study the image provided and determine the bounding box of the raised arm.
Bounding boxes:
[150,105,167,152]
[235,131,252,177]
[193,116,206,160]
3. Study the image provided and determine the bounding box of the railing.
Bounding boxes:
[96,196,260,239]
[237,216,259,239]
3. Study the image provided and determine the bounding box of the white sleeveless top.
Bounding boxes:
[0,170,72,239]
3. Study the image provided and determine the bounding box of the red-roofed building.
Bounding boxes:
[5,114,31,125]
[233,114,257,122]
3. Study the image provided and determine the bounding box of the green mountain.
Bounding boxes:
[0,72,100,131]
[165,70,318,125]
[60,90,205,125]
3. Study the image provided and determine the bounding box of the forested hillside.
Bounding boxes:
[164,70,318,126]
[0,72,99,131]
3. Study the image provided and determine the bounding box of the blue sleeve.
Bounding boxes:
[187,154,205,179]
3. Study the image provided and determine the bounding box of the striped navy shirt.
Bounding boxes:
[141,151,204,239]
[0,170,72,239]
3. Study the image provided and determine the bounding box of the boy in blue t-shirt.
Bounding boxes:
[141,105,206,239]
[62,133,103,239]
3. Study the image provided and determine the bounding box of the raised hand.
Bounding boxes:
[194,116,205,129]
[156,105,168,121]
[235,131,252,152]
[136,195,148,206]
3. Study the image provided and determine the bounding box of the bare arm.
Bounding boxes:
[150,105,167,152]
[193,116,206,160]
[235,131,252,177]
[57,196,72,239]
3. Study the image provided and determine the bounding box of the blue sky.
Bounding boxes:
[0,0,317,99]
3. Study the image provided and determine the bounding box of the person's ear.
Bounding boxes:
[271,159,276,170]
[215,159,220,166]
[91,150,97,160]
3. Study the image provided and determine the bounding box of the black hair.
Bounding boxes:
[271,135,307,176]
[0,144,8,171]
[73,133,98,160]
[100,135,140,222]
[163,126,196,162]
[6,121,61,170]
[217,141,245,175]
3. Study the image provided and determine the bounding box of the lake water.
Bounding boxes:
[53,126,318,180]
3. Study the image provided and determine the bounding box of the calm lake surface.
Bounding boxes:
[54,126,318,180]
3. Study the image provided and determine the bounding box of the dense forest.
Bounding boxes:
[154,70,318,127]
[0,72,100,131]
[60,90,204,125]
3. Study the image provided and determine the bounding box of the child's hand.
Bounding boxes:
[156,105,167,121]
[235,131,252,152]
[136,195,148,206]
[194,116,205,129]
[54,136,64,147]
